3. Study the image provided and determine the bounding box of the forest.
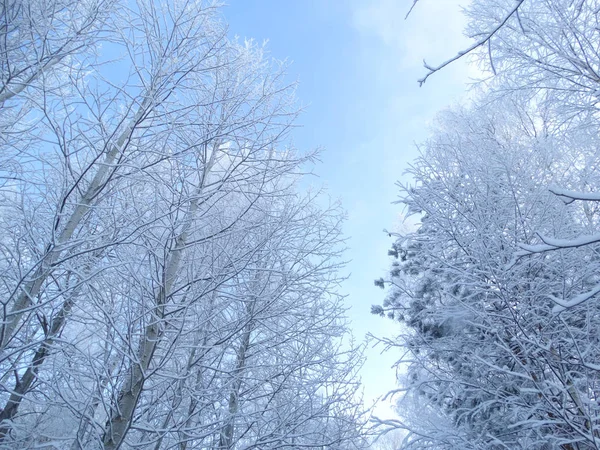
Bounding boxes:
[2,0,600,449]
[0,0,367,448]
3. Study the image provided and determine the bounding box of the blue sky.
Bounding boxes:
[224,0,472,416]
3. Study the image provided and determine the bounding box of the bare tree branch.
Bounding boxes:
[418,0,526,86]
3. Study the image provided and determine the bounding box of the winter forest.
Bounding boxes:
[1,0,600,449]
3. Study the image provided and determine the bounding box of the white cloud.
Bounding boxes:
[352,0,475,83]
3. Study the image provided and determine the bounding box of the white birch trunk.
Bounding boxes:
[101,144,218,450]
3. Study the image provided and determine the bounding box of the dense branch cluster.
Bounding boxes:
[374,0,600,448]
[0,1,368,448]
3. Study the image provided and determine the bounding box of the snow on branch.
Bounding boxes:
[418,0,525,86]
[549,282,600,314]
[371,416,405,430]
[549,186,600,204]
[508,232,600,269]
[518,233,600,254]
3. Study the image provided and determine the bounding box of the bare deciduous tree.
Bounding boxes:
[0,1,369,449]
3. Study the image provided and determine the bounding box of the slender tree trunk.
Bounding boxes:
[101,141,220,450]
[177,330,213,450]
[151,293,219,450]
[0,293,74,439]
[102,183,208,449]
[69,357,118,450]
[102,143,221,450]
[219,315,253,450]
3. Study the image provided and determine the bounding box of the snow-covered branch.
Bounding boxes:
[417,0,525,86]
[549,187,600,205]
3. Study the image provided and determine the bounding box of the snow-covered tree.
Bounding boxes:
[0,1,368,448]
[376,1,600,447]
[375,96,600,449]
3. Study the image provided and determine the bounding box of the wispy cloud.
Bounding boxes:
[351,0,474,83]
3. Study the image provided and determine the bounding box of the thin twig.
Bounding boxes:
[418,0,526,86]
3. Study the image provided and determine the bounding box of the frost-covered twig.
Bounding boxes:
[418,0,526,86]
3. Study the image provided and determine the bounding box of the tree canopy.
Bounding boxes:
[374,1,600,448]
